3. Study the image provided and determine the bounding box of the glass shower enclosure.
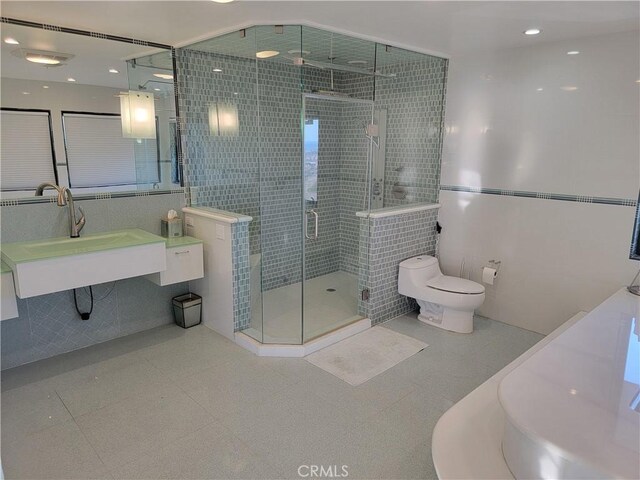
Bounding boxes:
[177,25,447,345]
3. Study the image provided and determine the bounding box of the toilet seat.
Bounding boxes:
[426,275,485,295]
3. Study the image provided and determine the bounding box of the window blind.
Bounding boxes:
[63,113,142,188]
[1,110,56,191]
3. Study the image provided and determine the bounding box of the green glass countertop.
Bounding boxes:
[1,228,166,265]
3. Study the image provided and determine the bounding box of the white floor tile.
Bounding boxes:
[1,420,110,480]
[1,315,543,480]
[75,385,216,469]
[1,382,73,440]
[112,423,283,480]
[56,360,171,418]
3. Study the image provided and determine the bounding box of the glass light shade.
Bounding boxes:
[208,103,239,136]
[120,90,156,139]
[25,54,61,65]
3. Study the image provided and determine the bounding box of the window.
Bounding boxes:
[62,112,159,188]
[304,118,319,204]
[0,109,56,191]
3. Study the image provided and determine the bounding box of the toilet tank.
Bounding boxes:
[398,255,441,298]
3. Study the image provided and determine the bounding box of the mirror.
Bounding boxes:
[0,20,181,200]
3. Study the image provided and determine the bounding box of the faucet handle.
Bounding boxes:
[76,206,86,232]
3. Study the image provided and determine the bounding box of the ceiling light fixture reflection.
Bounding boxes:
[567,51,580,55]
[43,85,49,89]
[22,92,30,95]
[536,87,543,91]
[153,73,173,80]
[287,49,310,56]
[25,54,61,65]
[561,86,578,91]
[67,77,76,82]
[211,0,234,3]
[524,28,541,35]
[4,38,19,45]
[213,68,223,72]
[256,50,279,59]
[109,68,119,73]
[154,88,161,91]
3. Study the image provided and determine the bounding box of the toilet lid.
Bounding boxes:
[426,275,485,294]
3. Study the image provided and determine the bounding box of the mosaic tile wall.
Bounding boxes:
[231,221,251,331]
[337,102,375,275]
[361,208,439,324]
[176,47,375,291]
[0,193,188,369]
[373,57,447,207]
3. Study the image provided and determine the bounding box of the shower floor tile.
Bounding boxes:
[1,313,543,480]
[244,270,362,344]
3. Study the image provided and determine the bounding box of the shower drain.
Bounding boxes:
[326,288,336,292]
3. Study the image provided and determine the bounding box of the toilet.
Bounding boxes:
[398,255,485,333]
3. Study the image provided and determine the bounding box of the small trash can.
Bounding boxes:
[172,293,202,329]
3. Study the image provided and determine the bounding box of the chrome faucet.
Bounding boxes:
[35,183,86,238]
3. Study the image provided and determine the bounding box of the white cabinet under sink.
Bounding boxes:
[145,238,204,286]
[1,265,18,320]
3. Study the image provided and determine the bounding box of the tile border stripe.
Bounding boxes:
[0,188,187,206]
[440,185,637,207]
[0,17,172,49]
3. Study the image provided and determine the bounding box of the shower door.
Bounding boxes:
[301,94,374,342]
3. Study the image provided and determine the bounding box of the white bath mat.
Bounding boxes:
[305,326,428,386]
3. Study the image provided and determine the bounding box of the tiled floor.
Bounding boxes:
[1,313,543,480]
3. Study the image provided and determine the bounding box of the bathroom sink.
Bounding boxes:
[6,229,162,261]
[2,229,166,298]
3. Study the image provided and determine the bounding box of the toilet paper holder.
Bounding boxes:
[487,259,502,271]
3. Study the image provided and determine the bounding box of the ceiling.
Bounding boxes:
[188,24,433,75]
[1,1,638,58]
[0,22,173,89]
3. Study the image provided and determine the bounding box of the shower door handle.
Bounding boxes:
[305,209,319,240]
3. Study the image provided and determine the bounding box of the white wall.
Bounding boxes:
[439,30,640,334]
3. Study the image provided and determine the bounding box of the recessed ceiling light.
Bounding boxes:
[524,28,542,36]
[256,50,279,59]
[67,78,76,82]
[347,60,368,65]
[4,38,19,45]
[213,68,223,72]
[567,51,580,55]
[153,73,174,80]
[287,49,310,56]
[109,68,119,73]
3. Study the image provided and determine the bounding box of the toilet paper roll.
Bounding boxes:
[482,267,498,285]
